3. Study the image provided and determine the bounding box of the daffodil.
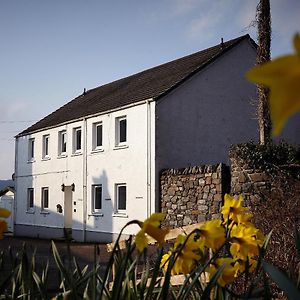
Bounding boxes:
[206,258,237,287]
[230,224,264,260]
[161,233,202,275]
[221,194,250,225]
[246,33,300,136]
[198,219,225,250]
[135,213,169,252]
[0,208,10,218]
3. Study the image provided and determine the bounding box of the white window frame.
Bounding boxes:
[58,130,67,156]
[42,134,50,159]
[92,184,102,213]
[28,138,35,161]
[73,127,82,153]
[27,188,34,211]
[115,183,127,213]
[92,122,103,151]
[41,187,49,211]
[115,116,127,147]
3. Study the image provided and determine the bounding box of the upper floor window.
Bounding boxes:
[41,187,49,211]
[116,116,127,146]
[28,138,35,161]
[73,127,82,153]
[42,135,50,159]
[58,130,67,156]
[92,122,103,150]
[27,188,34,211]
[92,184,102,212]
[116,183,126,213]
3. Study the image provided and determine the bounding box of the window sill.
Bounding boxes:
[88,213,104,217]
[40,211,50,215]
[112,213,128,218]
[91,148,104,154]
[57,154,67,159]
[41,157,51,161]
[27,159,36,163]
[26,210,35,214]
[71,152,82,157]
[113,145,129,150]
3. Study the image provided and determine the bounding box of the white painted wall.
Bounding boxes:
[14,101,155,241]
[155,39,259,172]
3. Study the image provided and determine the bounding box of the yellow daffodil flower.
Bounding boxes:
[161,234,202,275]
[0,208,11,239]
[221,194,250,225]
[230,224,264,260]
[246,33,300,136]
[198,219,225,250]
[0,208,11,218]
[206,258,237,287]
[135,213,169,252]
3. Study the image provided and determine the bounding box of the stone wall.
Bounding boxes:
[160,164,229,228]
[230,156,300,207]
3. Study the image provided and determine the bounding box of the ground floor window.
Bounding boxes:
[116,184,126,213]
[27,188,34,211]
[41,187,49,210]
[92,184,102,212]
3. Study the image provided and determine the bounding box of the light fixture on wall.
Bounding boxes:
[71,183,75,191]
[61,184,65,192]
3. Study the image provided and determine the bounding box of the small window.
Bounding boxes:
[58,130,67,155]
[92,185,102,212]
[93,122,103,150]
[27,188,34,210]
[116,116,127,146]
[73,127,82,153]
[42,135,50,159]
[116,184,126,212]
[28,138,35,161]
[41,187,49,210]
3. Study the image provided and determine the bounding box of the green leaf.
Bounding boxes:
[263,261,300,300]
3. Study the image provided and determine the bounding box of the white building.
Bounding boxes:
[15,34,295,242]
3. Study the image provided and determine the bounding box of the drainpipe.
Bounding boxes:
[14,137,18,234]
[82,117,88,242]
[146,100,151,217]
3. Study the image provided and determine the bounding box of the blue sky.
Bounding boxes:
[0,0,299,179]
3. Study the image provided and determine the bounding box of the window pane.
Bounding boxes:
[61,132,67,153]
[43,188,49,209]
[29,139,34,159]
[28,188,34,208]
[96,124,102,147]
[45,136,49,155]
[31,140,34,158]
[118,186,126,210]
[119,119,127,143]
[94,186,102,210]
[76,129,81,150]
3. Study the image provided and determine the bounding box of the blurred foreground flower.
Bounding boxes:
[246,33,300,136]
[0,208,11,239]
[135,213,169,252]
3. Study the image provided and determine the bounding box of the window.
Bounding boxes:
[116,184,126,212]
[42,135,50,159]
[58,130,67,155]
[92,122,103,150]
[116,116,127,146]
[28,138,35,161]
[27,188,34,210]
[41,187,49,210]
[73,127,82,153]
[92,185,102,212]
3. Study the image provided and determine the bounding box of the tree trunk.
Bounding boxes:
[256,0,272,145]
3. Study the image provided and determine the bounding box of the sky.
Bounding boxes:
[0,0,299,180]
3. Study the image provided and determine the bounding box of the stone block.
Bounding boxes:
[213,194,222,201]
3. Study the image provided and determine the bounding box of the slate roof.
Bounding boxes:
[19,34,253,136]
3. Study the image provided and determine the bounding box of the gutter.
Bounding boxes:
[146,100,151,217]
[13,137,18,234]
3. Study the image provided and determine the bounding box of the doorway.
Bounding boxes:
[63,186,73,238]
